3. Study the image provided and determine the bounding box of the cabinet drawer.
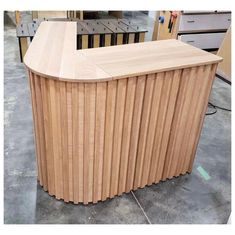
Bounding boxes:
[178,33,225,49]
[179,13,231,32]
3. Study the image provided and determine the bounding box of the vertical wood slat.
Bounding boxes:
[48,79,62,199]
[35,75,48,189]
[140,72,165,187]
[102,81,117,200]
[154,70,181,183]
[55,81,63,199]
[84,83,96,204]
[78,83,84,202]
[176,67,202,175]
[133,74,155,190]
[188,64,217,172]
[72,83,79,203]
[110,79,127,197]
[28,64,217,204]
[162,68,191,180]
[93,82,107,203]
[28,72,43,185]
[180,66,207,174]
[60,82,69,202]
[173,68,198,177]
[118,77,137,195]
[125,75,146,192]
[146,72,166,184]
[40,77,55,195]
[67,83,73,201]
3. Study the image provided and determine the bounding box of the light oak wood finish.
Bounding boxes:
[25,22,222,204]
[24,22,222,82]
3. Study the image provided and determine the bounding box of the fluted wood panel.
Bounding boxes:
[28,64,217,204]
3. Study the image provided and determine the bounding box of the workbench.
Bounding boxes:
[24,22,222,204]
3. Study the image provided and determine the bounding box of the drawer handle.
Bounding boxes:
[187,20,195,23]
[187,40,195,43]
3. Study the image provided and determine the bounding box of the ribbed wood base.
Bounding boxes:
[28,64,217,204]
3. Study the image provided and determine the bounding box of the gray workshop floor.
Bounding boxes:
[4,11,231,224]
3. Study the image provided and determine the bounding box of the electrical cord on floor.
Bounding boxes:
[206,102,231,116]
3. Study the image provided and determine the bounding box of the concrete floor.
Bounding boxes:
[4,11,231,224]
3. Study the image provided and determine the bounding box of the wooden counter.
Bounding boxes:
[24,21,222,204]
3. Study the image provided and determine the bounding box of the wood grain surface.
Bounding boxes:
[24,22,222,82]
[28,63,218,204]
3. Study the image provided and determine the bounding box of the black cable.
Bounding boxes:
[206,102,231,116]
[206,103,217,116]
[209,102,231,112]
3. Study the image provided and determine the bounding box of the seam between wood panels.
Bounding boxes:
[68,82,71,201]
[161,69,183,179]
[78,50,114,81]
[71,83,75,202]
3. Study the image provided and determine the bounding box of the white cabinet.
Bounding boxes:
[179,13,231,32]
[178,33,226,49]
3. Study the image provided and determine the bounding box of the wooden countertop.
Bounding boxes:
[24,21,222,82]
